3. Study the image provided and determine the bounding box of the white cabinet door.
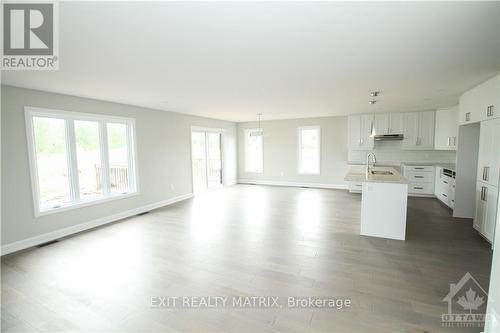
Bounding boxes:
[373,113,389,135]
[434,107,458,150]
[434,167,443,197]
[483,184,498,243]
[478,118,500,187]
[402,112,419,148]
[459,87,480,125]
[474,182,486,232]
[418,111,435,148]
[389,113,404,134]
[348,115,362,149]
[360,114,374,149]
[480,75,500,121]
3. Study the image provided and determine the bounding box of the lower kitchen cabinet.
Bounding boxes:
[435,166,456,209]
[474,182,498,243]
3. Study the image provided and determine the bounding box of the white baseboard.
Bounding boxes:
[225,179,237,186]
[237,179,348,190]
[1,193,193,256]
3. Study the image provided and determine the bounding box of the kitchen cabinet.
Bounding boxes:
[435,166,456,209]
[348,114,374,150]
[402,111,435,149]
[480,75,499,120]
[477,118,500,187]
[373,113,389,135]
[434,106,458,150]
[402,164,435,196]
[459,87,480,125]
[474,182,498,243]
[389,113,404,134]
[459,75,500,125]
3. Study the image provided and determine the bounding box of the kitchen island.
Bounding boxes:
[345,166,409,240]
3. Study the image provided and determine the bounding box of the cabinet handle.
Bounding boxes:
[482,166,490,181]
[414,186,424,190]
[443,180,448,184]
[442,193,448,197]
[487,105,494,117]
[414,175,424,178]
[414,167,425,170]
[481,186,488,201]
[465,112,471,122]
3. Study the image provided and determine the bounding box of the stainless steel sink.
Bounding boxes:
[370,170,393,175]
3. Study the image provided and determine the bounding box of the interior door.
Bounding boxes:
[191,130,223,193]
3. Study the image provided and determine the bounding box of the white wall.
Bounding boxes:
[237,116,349,187]
[1,85,237,248]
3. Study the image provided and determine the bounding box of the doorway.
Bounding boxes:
[191,128,223,193]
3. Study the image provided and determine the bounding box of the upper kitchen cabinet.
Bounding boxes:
[434,106,458,150]
[459,74,500,125]
[348,114,374,150]
[459,87,480,125]
[389,113,404,134]
[402,111,435,149]
[373,113,389,135]
[480,75,500,120]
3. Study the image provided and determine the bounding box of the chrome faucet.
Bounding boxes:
[366,153,377,176]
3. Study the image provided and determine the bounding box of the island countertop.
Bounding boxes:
[344,166,409,184]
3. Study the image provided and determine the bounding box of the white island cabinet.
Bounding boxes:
[345,166,409,240]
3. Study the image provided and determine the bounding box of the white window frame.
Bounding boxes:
[244,128,264,173]
[25,106,139,217]
[297,126,321,175]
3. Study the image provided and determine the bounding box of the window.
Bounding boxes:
[26,107,138,216]
[244,128,263,173]
[298,126,320,174]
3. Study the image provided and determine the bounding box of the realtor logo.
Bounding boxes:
[442,272,489,327]
[1,1,59,69]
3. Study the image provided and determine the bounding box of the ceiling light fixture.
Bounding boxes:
[370,91,380,97]
[369,100,377,105]
[250,113,264,137]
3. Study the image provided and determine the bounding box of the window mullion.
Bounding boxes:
[126,122,135,193]
[100,122,111,196]
[66,119,80,202]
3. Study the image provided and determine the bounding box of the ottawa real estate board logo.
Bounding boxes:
[442,272,489,328]
[2,1,59,70]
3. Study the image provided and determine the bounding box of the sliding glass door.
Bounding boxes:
[191,130,223,192]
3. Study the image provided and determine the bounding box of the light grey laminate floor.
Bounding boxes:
[1,185,493,332]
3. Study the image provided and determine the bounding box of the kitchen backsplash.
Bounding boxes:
[348,141,456,165]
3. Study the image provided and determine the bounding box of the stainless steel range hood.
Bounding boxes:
[373,134,404,141]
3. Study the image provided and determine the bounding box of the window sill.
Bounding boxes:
[36,191,139,217]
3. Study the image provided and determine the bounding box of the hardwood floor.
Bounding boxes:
[1,185,493,332]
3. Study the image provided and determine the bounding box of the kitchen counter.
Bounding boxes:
[344,166,408,184]
[401,162,456,171]
[344,166,409,241]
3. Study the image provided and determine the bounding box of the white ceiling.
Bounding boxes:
[2,2,500,122]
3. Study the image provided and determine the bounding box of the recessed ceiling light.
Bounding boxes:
[369,100,377,105]
[370,91,380,97]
